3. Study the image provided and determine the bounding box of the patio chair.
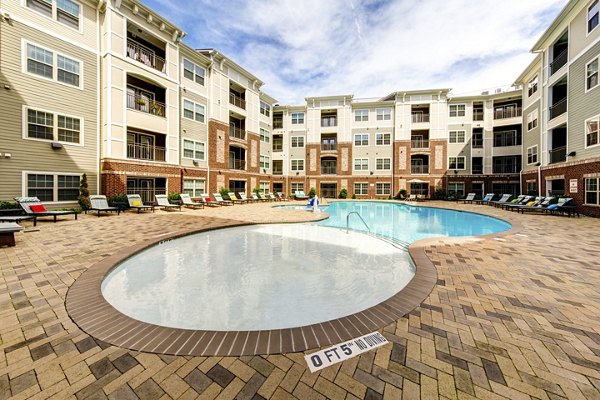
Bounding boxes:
[406,194,417,202]
[503,195,534,210]
[258,193,273,202]
[294,191,309,200]
[155,195,181,211]
[516,196,556,213]
[88,195,121,217]
[475,193,495,205]
[239,193,255,203]
[268,193,279,201]
[461,193,476,204]
[213,193,233,206]
[544,197,579,217]
[276,192,289,201]
[200,194,221,207]
[14,197,78,222]
[179,194,204,209]
[252,193,269,202]
[228,192,247,204]
[506,196,541,211]
[491,194,513,208]
[126,194,155,213]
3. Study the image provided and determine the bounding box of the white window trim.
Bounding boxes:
[22,0,84,33]
[22,39,84,90]
[260,128,270,142]
[375,158,391,170]
[354,109,369,122]
[260,101,271,117]
[183,179,206,198]
[527,110,539,131]
[449,130,466,144]
[448,156,466,170]
[291,136,304,148]
[291,113,305,124]
[585,177,600,205]
[353,158,369,171]
[375,132,391,146]
[587,0,600,36]
[376,182,391,195]
[528,76,538,97]
[585,56,599,93]
[449,104,466,117]
[182,98,206,124]
[376,108,391,121]
[22,170,82,203]
[291,159,304,171]
[22,105,85,146]
[354,182,369,195]
[354,133,369,146]
[526,145,538,165]
[585,114,600,149]
[182,58,206,86]
[182,139,206,161]
[260,154,270,169]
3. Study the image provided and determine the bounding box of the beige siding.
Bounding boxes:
[180,90,209,168]
[570,4,600,58]
[522,101,541,171]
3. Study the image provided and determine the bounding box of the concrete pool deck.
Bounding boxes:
[1,200,599,399]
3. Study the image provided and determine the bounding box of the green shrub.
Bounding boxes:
[108,193,128,205]
[432,188,447,200]
[351,193,356,199]
[253,187,261,195]
[219,187,229,198]
[394,189,407,200]
[308,187,316,198]
[78,173,91,210]
[0,201,19,210]
[339,189,348,199]
[168,193,181,202]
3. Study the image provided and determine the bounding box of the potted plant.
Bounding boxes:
[308,187,316,198]
[339,188,348,199]
[78,173,91,211]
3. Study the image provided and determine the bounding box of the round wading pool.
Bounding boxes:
[101,224,415,331]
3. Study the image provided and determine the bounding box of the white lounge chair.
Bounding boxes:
[180,194,204,209]
[89,195,121,217]
[213,193,233,206]
[228,192,247,204]
[155,194,181,211]
[126,194,155,213]
[15,196,78,222]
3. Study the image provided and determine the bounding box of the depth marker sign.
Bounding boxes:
[304,331,389,373]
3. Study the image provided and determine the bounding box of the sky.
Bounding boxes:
[144,0,569,104]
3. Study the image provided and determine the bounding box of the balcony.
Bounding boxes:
[549,98,567,120]
[127,92,165,117]
[229,92,246,109]
[321,143,337,151]
[550,49,568,76]
[126,39,165,73]
[229,159,246,170]
[411,113,430,123]
[273,139,283,152]
[411,138,429,149]
[321,117,337,127]
[229,125,246,140]
[273,119,283,129]
[472,167,484,175]
[321,162,337,175]
[473,109,484,121]
[127,143,166,162]
[549,146,566,164]
[494,106,522,120]
[410,165,429,174]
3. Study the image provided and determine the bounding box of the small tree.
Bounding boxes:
[339,188,348,199]
[395,189,408,200]
[78,173,91,210]
[308,187,316,198]
[253,186,261,195]
[219,187,229,198]
[168,193,181,203]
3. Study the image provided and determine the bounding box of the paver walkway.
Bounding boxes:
[1,200,599,399]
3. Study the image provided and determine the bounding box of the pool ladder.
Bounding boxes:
[346,212,370,234]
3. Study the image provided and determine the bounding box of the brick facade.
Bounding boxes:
[101,159,184,198]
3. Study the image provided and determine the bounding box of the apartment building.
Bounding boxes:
[515,0,600,217]
[0,0,100,204]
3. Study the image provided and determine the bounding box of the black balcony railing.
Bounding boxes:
[411,113,430,123]
[550,49,568,75]
[411,138,429,149]
[272,141,283,152]
[321,143,337,151]
[473,110,484,121]
[410,165,429,174]
[126,39,166,73]
[472,137,483,148]
[127,143,165,162]
[321,165,337,174]
[494,107,522,119]
[273,119,283,129]
[321,117,337,127]
[472,167,484,174]
[549,97,567,120]
[127,92,165,117]
[549,146,566,164]
[126,187,166,205]
[229,126,246,140]
[229,93,246,109]
[229,159,246,170]
[273,168,283,175]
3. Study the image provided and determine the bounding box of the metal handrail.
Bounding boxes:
[229,93,246,109]
[346,211,370,234]
[126,39,166,73]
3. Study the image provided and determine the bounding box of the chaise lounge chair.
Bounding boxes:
[88,195,121,217]
[200,194,221,207]
[544,197,579,217]
[516,196,556,213]
[155,194,181,211]
[239,193,255,203]
[252,193,269,202]
[505,196,539,211]
[294,191,309,200]
[179,194,204,209]
[491,194,513,208]
[268,193,279,201]
[475,193,495,205]
[461,193,476,204]
[276,192,289,201]
[213,193,233,206]
[126,194,155,213]
[14,197,78,222]
[228,192,247,204]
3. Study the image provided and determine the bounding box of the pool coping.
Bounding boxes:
[65,205,522,356]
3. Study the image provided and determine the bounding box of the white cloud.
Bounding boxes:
[149,0,568,103]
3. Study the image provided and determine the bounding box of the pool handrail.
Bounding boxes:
[346,211,371,234]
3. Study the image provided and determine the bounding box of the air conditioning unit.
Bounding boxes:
[481,91,489,95]
[495,88,502,93]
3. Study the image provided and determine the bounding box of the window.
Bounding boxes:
[493,130,521,147]
[449,130,465,143]
[527,110,539,130]
[57,54,80,86]
[528,76,538,97]
[291,113,305,124]
[472,130,483,148]
[183,179,205,197]
[587,58,598,91]
[354,183,368,195]
[260,155,270,169]
[291,159,304,171]
[526,181,537,195]
[589,0,599,33]
[355,109,368,122]
[260,181,270,194]
[376,183,391,195]
[26,108,82,144]
[291,136,304,147]
[27,0,80,29]
[291,183,304,193]
[260,128,270,143]
[183,59,205,85]
[183,99,205,123]
[493,155,521,173]
[27,44,53,79]
[183,139,205,160]
[354,158,369,171]
[260,101,271,117]
[586,115,599,147]
[376,108,391,121]
[26,173,80,202]
[376,158,391,170]
[448,156,465,169]
[527,145,538,165]
[26,43,81,87]
[448,182,465,198]
[585,178,599,205]
[376,133,391,145]
[449,104,466,117]
[354,133,369,146]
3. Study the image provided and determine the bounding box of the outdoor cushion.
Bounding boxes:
[526,201,535,206]
[510,199,519,203]
[131,200,142,207]
[547,204,559,210]
[30,204,47,212]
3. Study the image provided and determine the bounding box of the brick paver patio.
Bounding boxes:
[1,201,599,399]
